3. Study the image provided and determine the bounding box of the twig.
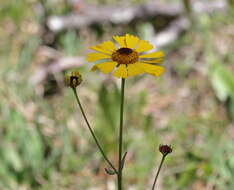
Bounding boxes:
[30,53,85,86]
[47,1,182,32]
[47,0,227,32]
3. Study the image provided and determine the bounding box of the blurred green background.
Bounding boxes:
[0,0,234,189]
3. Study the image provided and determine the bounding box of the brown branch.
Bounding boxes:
[47,1,182,32]
[30,56,84,84]
[47,0,227,32]
[151,16,190,48]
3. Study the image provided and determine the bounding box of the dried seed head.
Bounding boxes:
[159,144,172,156]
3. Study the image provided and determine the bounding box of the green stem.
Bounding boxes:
[151,155,166,190]
[118,78,125,190]
[72,88,118,174]
[183,0,192,14]
[229,0,234,8]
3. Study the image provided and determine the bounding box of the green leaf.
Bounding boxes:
[210,63,234,101]
[2,145,23,172]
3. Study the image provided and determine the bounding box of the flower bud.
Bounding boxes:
[159,144,172,156]
[65,71,82,88]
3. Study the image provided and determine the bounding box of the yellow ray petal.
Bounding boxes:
[91,61,117,74]
[113,64,128,78]
[135,40,153,53]
[113,35,126,47]
[90,41,116,54]
[87,52,111,62]
[127,63,144,76]
[101,41,117,51]
[139,51,164,58]
[139,58,164,64]
[90,47,112,55]
[140,63,165,76]
[92,41,116,52]
[125,34,139,49]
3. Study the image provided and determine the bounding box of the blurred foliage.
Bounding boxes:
[0,0,234,190]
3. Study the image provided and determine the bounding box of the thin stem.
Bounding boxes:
[118,78,125,190]
[182,0,195,23]
[72,87,118,174]
[152,155,166,190]
[182,0,192,14]
[229,0,234,7]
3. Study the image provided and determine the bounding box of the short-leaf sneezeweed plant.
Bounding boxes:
[87,33,165,78]
[66,34,171,190]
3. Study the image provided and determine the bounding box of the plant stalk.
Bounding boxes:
[117,78,125,190]
[152,155,166,190]
[72,88,118,174]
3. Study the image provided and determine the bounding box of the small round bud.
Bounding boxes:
[159,144,172,156]
[65,71,82,88]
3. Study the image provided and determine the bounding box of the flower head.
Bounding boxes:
[65,71,82,88]
[87,34,165,78]
[159,144,172,156]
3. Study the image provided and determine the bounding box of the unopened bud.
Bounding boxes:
[159,144,172,156]
[65,71,82,88]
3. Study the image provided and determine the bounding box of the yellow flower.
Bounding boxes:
[87,34,165,78]
[65,71,82,88]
